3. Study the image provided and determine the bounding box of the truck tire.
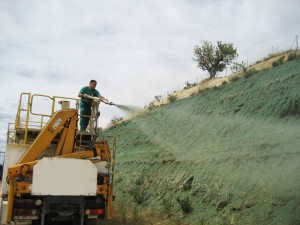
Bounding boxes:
[32,219,41,225]
[84,219,97,225]
[72,214,81,225]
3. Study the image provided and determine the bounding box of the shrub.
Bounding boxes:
[197,87,209,94]
[146,95,162,111]
[154,95,162,102]
[135,177,144,185]
[147,102,156,111]
[184,81,197,90]
[176,196,192,214]
[272,60,280,67]
[222,80,228,85]
[244,68,259,78]
[278,56,285,64]
[129,187,148,205]
[229,75,241,83]
[230,61,246,73]
[287,52,299,61]
[272,56,285,67]
[108,116,123,127]
[168,94,177,103]
[279,99,300,118]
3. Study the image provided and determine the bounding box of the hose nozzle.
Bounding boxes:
[101,99,115,106]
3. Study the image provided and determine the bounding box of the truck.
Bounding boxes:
[0,93,116,225]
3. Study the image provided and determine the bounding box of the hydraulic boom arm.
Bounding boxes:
[18,109,78,164]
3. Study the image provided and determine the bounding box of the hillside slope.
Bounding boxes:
[101,60,300,225]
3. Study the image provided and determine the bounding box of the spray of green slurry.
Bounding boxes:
[114,104,141,114]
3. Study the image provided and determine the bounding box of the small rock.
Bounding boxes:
[183,176,194,191]
[217,201,228,211]
[231,205,243,211]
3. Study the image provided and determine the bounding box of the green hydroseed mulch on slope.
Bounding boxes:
[101,60,300,225]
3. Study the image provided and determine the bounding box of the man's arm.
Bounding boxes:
[96,91,107,101]
[78,93,90,98]
[78,87,86,98]
[99,96,106,101]
[79,93,89,98]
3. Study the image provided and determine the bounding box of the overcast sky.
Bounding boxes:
[0,0,299,154]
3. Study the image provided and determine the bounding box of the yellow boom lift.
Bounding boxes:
[0,93,116,225]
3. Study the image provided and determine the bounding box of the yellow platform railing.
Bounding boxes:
[14,93,80,144]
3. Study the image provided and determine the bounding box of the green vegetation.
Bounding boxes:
[230,61,246,73]
[193,41,238,78]
[197,87,209,94]
[167,94,177,103]
[243,67,259,78]
[184,81,197,89]
[145,95,162,111]
[287,52,300,61]
[129,187,148,205]
[229,75,241,82]
[146,101,156,111]
[272,56,285,67]
[176,195,192,214]
[262,50,289,62]
[107,116,123,127]
[103,60,300,225]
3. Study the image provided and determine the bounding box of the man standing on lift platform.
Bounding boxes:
[78,80,106,132]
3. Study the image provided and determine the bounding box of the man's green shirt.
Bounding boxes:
[79,86,101,108]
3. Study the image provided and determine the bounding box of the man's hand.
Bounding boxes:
[99,96,107,101]
[83,94,88,98]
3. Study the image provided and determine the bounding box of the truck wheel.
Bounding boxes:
[72,214,82,225]
[32,219,41,225]
[84,219,97,225]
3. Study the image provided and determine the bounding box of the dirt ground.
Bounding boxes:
[101,59,300,225]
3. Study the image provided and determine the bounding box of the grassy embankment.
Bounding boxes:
[101,56,300,225]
